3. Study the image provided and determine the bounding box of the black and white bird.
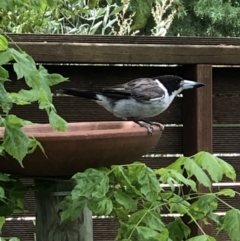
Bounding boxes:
[57,75,204,133]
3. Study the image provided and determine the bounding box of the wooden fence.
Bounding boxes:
[1,34,240,240]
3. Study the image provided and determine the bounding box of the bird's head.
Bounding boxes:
[155,75,204,96]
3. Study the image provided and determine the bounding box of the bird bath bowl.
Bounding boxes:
[0,121,162,177]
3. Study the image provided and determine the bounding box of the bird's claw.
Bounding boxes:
[148,121,165,131]
[136,121,153,135]
[131,119,164,135]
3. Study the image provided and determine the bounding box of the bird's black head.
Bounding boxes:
[153,75,204,96]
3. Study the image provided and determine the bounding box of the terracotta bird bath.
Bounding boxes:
[0,121,162,177]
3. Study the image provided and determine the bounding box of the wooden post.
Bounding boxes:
[182,64,213,236]
[35,180,93,241]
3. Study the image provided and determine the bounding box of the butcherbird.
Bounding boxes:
[57,75,204,134]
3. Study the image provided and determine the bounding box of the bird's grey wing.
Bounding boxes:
[101,81,132,99]
[126,78,165,101]
[102,78,165,101]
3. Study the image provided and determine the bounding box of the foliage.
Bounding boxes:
[2,0,240,36]
[0,0,179,36]
[0,172,27,220]
[0,34,67,238]
[0,172,31,239]
[61,151,240,241]
[0,237,20,241]
[0,0,122,35]
[0,35,67,166]
[168,0,240,36]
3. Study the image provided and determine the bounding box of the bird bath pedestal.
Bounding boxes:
[0,121,162,240]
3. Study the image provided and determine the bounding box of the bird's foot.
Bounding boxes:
[130,118,163,135]
[137,121,154,135]
[144,121,165,131]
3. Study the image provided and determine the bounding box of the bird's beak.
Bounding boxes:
[181,80,204,90]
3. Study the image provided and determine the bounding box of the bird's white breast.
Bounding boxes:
[96,95,174,119]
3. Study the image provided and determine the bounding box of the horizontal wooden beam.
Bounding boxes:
[9,42,240,64]
[7,34,240,46]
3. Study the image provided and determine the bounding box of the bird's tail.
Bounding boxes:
[56,88,98,100]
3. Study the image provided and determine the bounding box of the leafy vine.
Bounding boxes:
[61,152,240,241]
[0,34,68,239]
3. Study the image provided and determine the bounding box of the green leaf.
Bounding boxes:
[10,89,41,104]
[169,195,190,214]
[184,157,212,188]
[167,177,177,192]
[110,5,124,16]
[39,100,52,110]
[128,210,167,240]
[221,209,240,241]
[72,168,109,199]
[186,235,216,241]
[126,162,145,182]
[88,0,99,9]
[0,81,12,113]
[49,110,67,131]
[0,66,9,80]
[0,178,26,216]
[0,187,5,199]
[135,226,161,240]
[208,212,220,225]
[189,195,218,220]
[10,49,36,80]
[216,157,236,181]
[111,165,141,195]
[9,238,21,241]
[129,209,147,224]
[25,71,43,89]
[60,196,86,222]
[0,216,5,231]
[166,156,185,172]
[114,190,137,212]
[117,222,135,239]
[156,167,177,191]
[156,228,170,241]
[46,73,68,86]
[0,0,8,10]
[167,217,191,241]
[217,188,235,197]
[142,210,165,232]
[0,35,8,51]
[2,123,29,166]
[90,21,103,34]
[38,65,68,86]
[0,173,10,182]
[131,0,153,30]
[157,168,197,192]
[0,50,12,65]
[45,0,58,8]
[6,114,31,127]
[28,137,47,158]
[138,167,160,201]
[88,197,113,215]
[173,171,197,191]
[194,152,223,182]
[114,206,129,221]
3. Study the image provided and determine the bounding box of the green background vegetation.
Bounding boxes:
[1,0,240,36]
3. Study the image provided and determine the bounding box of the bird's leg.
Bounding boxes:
[130,118,153,135]
[140,120,165,131]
